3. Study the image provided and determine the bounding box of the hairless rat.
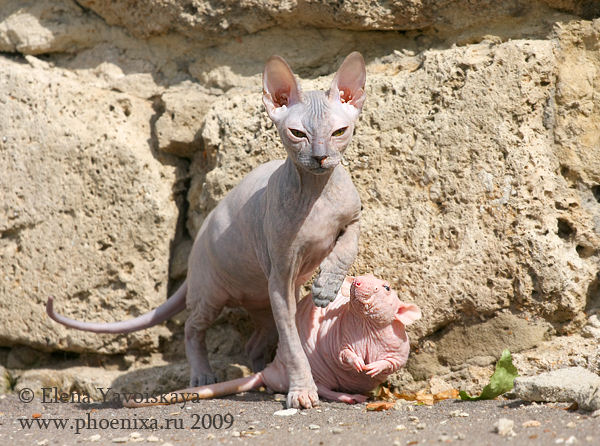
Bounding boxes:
[122,274,421,408]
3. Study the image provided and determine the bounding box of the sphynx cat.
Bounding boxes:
[123,275,421,408]
[47,52,367,409]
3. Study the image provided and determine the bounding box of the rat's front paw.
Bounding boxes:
[287,387,320,409]
[363,360,392,377]
[312,273,345,308]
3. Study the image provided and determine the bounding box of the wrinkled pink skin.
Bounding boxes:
[125,275,421,407]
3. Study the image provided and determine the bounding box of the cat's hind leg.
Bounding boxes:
[184,281,228,386]
[245,308,278,372]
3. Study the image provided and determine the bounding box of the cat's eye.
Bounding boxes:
[332,127,347,137]
[289,129,307,139]
[383,285,390,291]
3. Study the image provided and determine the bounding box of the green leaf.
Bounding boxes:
[459,349,518,401]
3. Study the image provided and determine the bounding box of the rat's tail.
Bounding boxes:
[46,281,187,334]
[123,373,265,408]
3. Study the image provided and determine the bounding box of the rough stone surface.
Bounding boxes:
[0,0,599,395]
[75,0,599,40]
[0,54,184,354]
[514,367,600,411]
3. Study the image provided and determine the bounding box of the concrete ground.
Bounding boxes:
[0,391,598,445]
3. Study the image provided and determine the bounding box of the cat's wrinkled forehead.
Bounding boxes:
[302,90,330,120]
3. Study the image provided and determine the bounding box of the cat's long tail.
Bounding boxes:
[123,373,265,407]
[46,281,187,334]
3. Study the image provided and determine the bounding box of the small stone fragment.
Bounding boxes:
[309,424,320,430]
[89,435,102,442]
[566,422,576,428]
[416,423,426,430]
[146,436,160,443]
[112,438,128,444]
[274,408,298,416]
[565,436,578,445]
[449,410,469,417]
[522,420,541,427]
[494,418,515,436]
[332,427,343,434]
[232,431,241,437]
[395,424,407,431]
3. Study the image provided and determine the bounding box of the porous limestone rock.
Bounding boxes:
[0,55,184,354]
[0,0,599,393]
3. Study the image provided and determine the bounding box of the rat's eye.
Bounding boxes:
[290,129,307,139]
[332,127,347,137]
[383,285,390,291]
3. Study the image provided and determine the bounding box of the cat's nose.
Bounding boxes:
[313,155,328,165]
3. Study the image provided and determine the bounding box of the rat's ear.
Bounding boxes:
[263,56,302,123]
[395,302,421,326]
[328,52,366,111]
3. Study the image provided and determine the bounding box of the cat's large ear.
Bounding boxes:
[328,52,366,111]
[263,56,302,123]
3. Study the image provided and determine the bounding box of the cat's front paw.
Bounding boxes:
[312,273,345,308]
[287,387,320,409]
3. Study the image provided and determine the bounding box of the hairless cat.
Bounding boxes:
[122,275,421,408]
[47,52,367,409]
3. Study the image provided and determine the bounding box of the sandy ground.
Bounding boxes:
[0,391,598,445]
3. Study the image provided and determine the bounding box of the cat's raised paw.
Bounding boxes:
[312,273,345,308]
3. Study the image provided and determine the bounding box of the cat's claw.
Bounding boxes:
[312,273,345,308]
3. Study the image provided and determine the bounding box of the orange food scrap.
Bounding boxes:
[32,413,42,419]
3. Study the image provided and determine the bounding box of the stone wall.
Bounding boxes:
[1,0,599,394]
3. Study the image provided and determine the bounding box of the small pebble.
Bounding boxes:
[456,433,466,441]
[395,424,407,431]
[37,441,48,446]
[130,432,142,439]
[522,420,541,427]
[274,408,298,417]
[566,422,576,428]
[565,436,578,445]
[232,431,241,437]
[494,418,515,437]
[438,434,451,442]
[309,424,320,430]
[408,415,419,422]
[146,436,160,443]
[273,394,286,402]
[112,438,128,444]
[416,423,426,430]
[89,435,101,443]
[332,427,343,434]
[449,410,469,417]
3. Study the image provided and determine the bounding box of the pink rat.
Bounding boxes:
[124,274,421,407]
